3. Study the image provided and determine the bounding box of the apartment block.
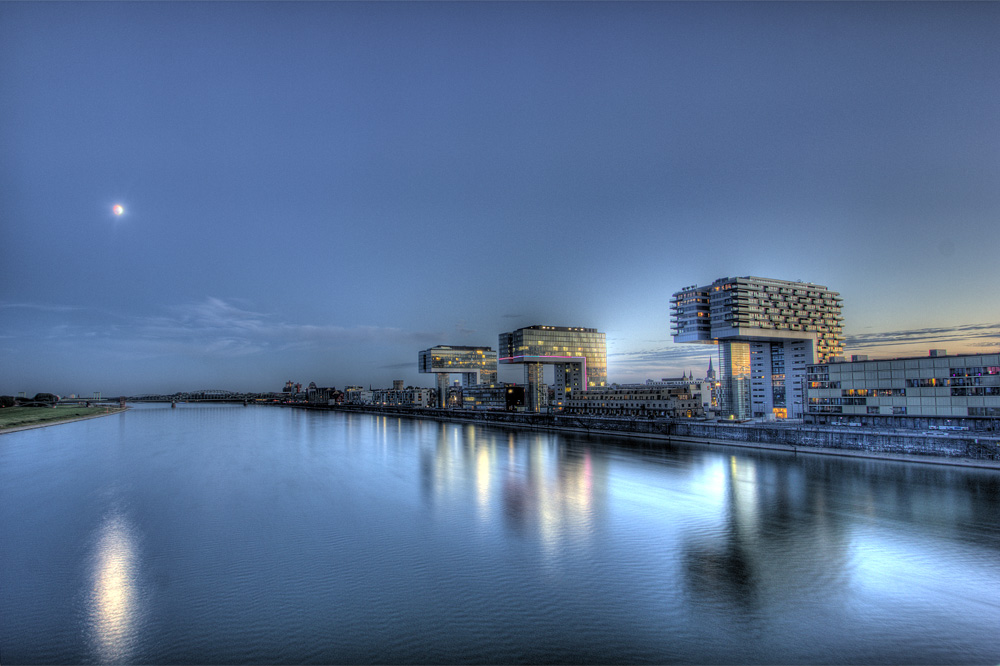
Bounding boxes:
[563,383,706,418]
[672,276,843,420]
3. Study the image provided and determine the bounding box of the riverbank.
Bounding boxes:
[303,404,1000,470]
[0,406,127,435]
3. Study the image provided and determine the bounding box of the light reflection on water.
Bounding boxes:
[88,508,141,664]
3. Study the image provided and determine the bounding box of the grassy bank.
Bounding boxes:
[0,406,122,432]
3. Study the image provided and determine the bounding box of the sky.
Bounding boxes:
[2,1,998,396]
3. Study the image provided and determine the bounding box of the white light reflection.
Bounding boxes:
[476,443,492,519]
[533,441,561,563]
[729,455,759,535]
[88,510,141,664]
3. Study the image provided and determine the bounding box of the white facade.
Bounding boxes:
[748,338,816,420]
[345,387,373,405]
[672,276,843,420]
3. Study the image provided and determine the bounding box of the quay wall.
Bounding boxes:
[303,404,1000,465]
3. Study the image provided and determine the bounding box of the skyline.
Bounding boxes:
[3,2,999,395]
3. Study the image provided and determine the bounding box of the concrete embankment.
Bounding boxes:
[301,404,1000,469]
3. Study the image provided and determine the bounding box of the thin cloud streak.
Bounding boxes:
[845,322,1000,351]
[0,302,84,313]
[609,345,716,367]
[610,322,1000,380]
[6,297,443,360]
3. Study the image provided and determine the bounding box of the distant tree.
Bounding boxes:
[32,393,59,404]
[0,396,15,408]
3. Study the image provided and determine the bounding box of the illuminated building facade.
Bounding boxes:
[805,351,1000,430]
[370,386,433,407]
[418,345,498,408]
[563,384,706,418]
[498,325,607,412]
[671,276,843,420]
[461,384,526,411]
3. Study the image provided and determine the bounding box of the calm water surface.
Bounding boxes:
[2,404,999,664]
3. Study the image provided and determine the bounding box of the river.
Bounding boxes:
[2,404,999,664]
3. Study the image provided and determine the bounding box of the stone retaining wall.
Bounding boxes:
[312,405,1000,461]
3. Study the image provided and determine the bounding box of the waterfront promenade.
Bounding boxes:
[306,404,1000,469]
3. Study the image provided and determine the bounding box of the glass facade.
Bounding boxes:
[770,342,786,414]
[719,341,751,419]
[498,325,607,411]
[498,326,607,390]
[418,346,498,387]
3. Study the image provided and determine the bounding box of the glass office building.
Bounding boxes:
[418,345,498,408]
[805,352,1000,430]
[498,325,607,412]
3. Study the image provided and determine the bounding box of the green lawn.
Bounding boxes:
[0,406,121,431]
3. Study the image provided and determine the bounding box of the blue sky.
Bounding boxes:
[2,1,998,396]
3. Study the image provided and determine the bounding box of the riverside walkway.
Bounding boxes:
[300,403,1000,469]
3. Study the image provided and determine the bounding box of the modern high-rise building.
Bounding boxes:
[418,345,498,408]
[498,325,607,412]
[671,276,843,420]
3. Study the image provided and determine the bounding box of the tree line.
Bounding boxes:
[1,393,60,408]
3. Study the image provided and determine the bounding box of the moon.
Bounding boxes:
[113,204,124,216]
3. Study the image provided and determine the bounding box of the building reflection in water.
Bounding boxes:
[420,422,603,558]
[88,509,141,664]
[416,418,1000,653]
[682,453,856,618]
[678,451,1000,636]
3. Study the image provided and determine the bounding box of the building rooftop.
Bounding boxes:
[816,351,999,365]
[514,325,599,333]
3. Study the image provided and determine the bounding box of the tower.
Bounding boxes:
[671,276,843,420]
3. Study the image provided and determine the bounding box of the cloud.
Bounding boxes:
[612,322,1000,371]
[172,297,269,332]
[608,343,717,379]
[844,322,1000,350]
[609,344,714,362]
[378,362,415,370]
[147,297,440,351]
[4,297,442,360]
[0,302,83,313]
[453,319,477,337]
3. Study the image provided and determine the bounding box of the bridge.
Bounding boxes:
[126,390,283,403]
